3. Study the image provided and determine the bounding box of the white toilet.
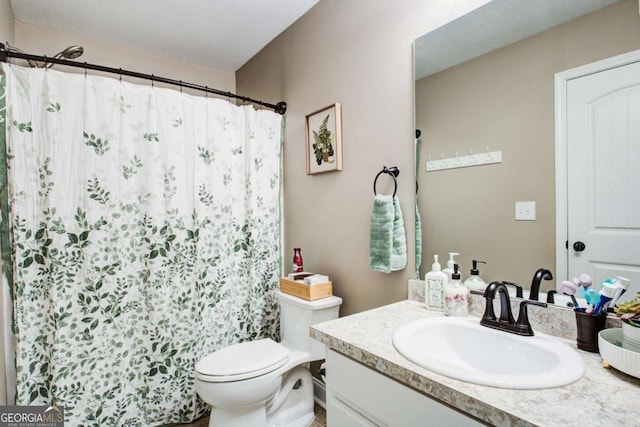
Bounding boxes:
[195,291,342,427]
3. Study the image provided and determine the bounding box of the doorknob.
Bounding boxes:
[573,241,586,252]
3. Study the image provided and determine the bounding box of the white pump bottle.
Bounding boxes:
[442,252,460,282]
[425,254,447,311]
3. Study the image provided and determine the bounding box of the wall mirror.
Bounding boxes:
[414,0,640,301]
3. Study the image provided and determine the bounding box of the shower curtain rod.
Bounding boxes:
[0,42,287,115]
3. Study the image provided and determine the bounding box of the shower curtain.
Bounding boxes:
[0,64,283,425]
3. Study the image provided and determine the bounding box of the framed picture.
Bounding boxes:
[306,103,342,175]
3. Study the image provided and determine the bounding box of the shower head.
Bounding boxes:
[56,45,84,60]
[3,42,85,68]
[45,45,84,68]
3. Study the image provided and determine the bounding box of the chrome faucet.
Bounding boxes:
[479,281,547,336]
[529,268,553,302]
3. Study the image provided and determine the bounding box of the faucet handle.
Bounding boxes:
[516,300,548,336]
[501,281,523,298]
[521,300,547,309]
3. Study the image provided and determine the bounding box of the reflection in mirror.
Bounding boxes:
[414,0,640,299]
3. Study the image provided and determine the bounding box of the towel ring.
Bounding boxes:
[373,166,400,197]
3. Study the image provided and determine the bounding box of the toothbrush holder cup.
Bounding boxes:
[575,311,608,352]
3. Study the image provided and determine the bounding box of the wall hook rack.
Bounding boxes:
[426,149,502,172]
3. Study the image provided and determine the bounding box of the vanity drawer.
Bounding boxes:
[325,350,484,426]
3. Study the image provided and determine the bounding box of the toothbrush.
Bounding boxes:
[584,289,599,314]
[557,280,583,312]
[575,274,593,312]
[578,273,592,293]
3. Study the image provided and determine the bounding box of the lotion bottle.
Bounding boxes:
[463,260,487,292]
[445,264,468,317]
[442,252,460,282]
[425,254,447,311]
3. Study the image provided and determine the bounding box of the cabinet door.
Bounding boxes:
[326,350,484,427]
[326,390,380,427]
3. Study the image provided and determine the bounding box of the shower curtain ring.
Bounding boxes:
[119,68,122,82]
[84,62,87,77]
[151,74,154,88]
[204,86,208,98]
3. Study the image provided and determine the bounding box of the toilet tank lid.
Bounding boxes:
[195,338,289,377]
[277,291,342,309]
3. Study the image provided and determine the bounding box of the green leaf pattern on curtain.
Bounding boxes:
[1,64,283,426]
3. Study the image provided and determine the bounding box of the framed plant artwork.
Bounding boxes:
[305,103,342,174]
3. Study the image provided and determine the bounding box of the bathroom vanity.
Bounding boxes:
[310,287,640,426]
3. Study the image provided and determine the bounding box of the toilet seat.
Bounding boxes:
[195,338,290,382]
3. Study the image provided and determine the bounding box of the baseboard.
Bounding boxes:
[312,376,326,409]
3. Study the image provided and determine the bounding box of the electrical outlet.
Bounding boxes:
[515,201,536,220]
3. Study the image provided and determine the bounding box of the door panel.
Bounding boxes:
[567,60,640,302]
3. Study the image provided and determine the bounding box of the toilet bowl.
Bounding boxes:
[195,291,342,427]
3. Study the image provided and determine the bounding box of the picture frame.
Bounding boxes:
[305,103,342,175]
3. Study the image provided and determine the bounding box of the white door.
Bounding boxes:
[565,58,640,303]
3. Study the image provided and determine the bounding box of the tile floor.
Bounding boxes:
[183,404,326,427]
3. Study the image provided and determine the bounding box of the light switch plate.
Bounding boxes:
[515,201,536,220]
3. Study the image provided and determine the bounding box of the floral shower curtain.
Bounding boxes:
[0,64,283,425]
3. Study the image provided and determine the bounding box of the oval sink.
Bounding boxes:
[392,316,585,389]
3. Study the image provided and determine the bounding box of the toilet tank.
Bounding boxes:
[277,291,342,360]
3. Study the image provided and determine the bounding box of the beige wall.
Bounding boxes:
[12,20,235,95]
[415,0,640,289]
[237,0,493,316]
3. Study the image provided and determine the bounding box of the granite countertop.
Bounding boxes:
[310,299,640,427]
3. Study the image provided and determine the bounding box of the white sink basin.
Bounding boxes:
[392,316,585,389]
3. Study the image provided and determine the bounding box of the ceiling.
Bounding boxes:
[9,0,320,71]
[414,0,621,80]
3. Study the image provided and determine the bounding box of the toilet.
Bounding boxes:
[195,291,342,427]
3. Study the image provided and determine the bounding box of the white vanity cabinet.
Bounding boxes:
[325,350,485,426]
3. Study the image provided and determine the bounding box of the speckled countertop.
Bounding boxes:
[310,298,640,427]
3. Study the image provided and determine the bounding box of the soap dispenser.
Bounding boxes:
[442,252,460,282]
[445,264,468,317]
[425,254,447,311]
[463,260,487,292]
